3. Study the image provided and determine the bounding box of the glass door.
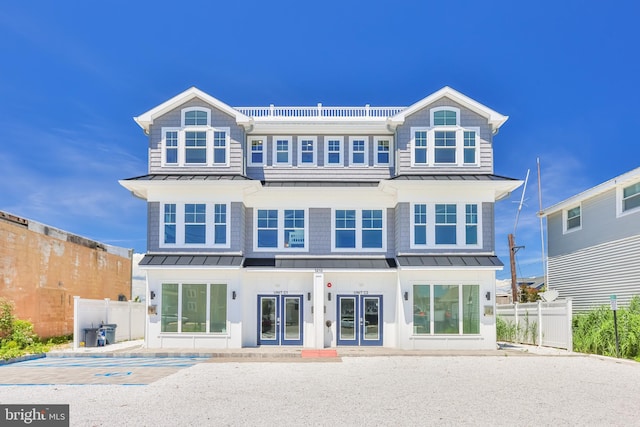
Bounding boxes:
[337,295,383,346]
[257,295,303,346]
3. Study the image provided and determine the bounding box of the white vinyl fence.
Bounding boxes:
[496,299,573,350]
[73,297,145,350]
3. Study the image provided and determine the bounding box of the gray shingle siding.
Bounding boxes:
[547,188,640,257]
[148,99,245,174]
[396,97,493,175]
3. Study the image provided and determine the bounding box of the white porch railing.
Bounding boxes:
[234,104,406,119]
[73,297,145,349]
[496,299,573,350]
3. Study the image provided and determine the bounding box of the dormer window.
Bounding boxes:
[161,107,229,167]
[433,109,458,126]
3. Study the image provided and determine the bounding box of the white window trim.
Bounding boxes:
[181,107,211,127]
[324,136,344,167]
[159,202,231,249]
[272,136,293,167]
[410,126,480,167]
[162,127,181,166]
[161,126,230,167]
[253,208,309,252]
[409,202,482,249]
[563,204,582,234]
[160,282,229,335]
[297,136,317,167]
[247,136,266,167]
[617,181,640,218]
[430,106,460,126]
[349,136,369,167]
[374,136,394,167]
[330,208,387,252]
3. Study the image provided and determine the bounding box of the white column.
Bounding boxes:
[313,271,325,349]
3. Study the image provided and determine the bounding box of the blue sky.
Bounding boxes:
[1,1,638,280]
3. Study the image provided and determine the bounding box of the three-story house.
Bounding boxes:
[120,86,521,350]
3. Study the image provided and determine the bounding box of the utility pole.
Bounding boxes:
[508,234,522,303]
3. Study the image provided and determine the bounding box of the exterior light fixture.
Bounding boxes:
[485,292,491,301]
[232,291,237,300]
[404,291,409,301]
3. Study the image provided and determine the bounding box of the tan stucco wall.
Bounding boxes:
[0,216,132,338]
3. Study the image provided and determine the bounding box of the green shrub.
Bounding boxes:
[0,298,50,360]
[0,298,15,340]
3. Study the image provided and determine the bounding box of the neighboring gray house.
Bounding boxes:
[120,86,522,350]
[541,167,640,311]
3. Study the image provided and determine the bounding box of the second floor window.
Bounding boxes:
[622,182,640,213]
[435,204,457,244]
[465,204,478,244]
[434,131,456,164]
[257,209,278,248]
[274,137,292,166]
[249,137,265,166]
[375,137,392,166]
[185,131,207,164]
[161,202,229,247]
[350,137,368,166]
[411,202,481,248]
[299,137,316,166]
[255,209,307,251]
[414,204,427,245]
[333,209,385,251]
[325,138,343,166]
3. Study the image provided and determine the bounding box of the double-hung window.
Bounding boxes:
[185,204,206,244]
[350,137,368,166]
[333,209,385,251]
[248,137,265,166]
[325,137,343,166]
[164,204,177,244]
[255,209,307,251]
[411,202,481,248]
[622,182,640,213]
[564,206,581,232]
[374,137,392,166]
[435,204,457,245]
[161,108,230,167]
[463,131,477,164]
[413,130,428,165]
[160,202,229,248]
[273,137,292,166]
[434,131,456,164]
[161,282,227,334]
[298,137,316,166]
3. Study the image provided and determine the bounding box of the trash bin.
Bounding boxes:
[100,324,117,345]
[84,328,100,347]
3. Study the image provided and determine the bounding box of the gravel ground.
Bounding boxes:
[1,355,638,426]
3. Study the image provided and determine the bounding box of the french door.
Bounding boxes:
[337,295,383,346]
[257,295,303,345]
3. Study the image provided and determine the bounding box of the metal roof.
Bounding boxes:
[139,255,244,267]
[390,174,518,182]
[244,258,397,269]
[262,181,379,187]
[396,255,503,268]
[122,174,254,182]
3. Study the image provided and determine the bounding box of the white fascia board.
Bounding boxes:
[540,166,640,217]
[391,86,508,133]
[397,264,503,272]
[380,179,523,203]
[119,179,261,201]
[134,87,251,133]
[245,186,395,208]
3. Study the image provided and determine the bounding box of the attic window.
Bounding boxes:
[432,108,459,126]
[182,108,210,127]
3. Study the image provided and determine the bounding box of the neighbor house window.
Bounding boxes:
[333,209,385,251]
[298,137,316,166]
[164,130,179,164]
[622,182,640,213]
[565,206,581,232]
[374,137,392,166]
[161,282,227,334]
[249,137,265,166]
[350,137,368,166]
[435,204,456,244]
[164,204,176,244]
[273,137,292,165]
[325,137,343,166]
[413,284,479,335]
[185,204,206,244]
[465,204,478,245]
